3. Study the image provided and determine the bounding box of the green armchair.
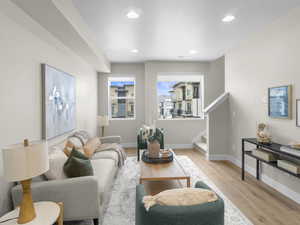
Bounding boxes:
[135,181,224,225]
[137,128,164,161]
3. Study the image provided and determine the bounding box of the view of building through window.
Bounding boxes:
[157,76,203,119]
[108,77,135,119]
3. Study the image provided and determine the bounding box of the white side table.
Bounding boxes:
[0,202,63,225]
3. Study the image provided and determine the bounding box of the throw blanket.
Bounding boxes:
[95,143,127,167]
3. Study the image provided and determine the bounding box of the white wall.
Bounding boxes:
[207,98,230,159]
[225,7,300,201]
[98,60,225,147]
[98,63,145,146]
[0,3,99,215]
[145,61,209,146]
[206,57,225,108]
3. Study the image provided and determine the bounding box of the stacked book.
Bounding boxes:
[280,146,300,157]
[277,160,300,175]
[252,149,277,162]
[279,146,300,174]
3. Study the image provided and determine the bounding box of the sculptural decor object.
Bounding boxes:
[257,123,272,144]
[147,130,161,158]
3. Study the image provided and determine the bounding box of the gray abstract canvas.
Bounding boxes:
[42,64,76,139]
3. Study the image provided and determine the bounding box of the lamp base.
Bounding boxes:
[18,179,36,224]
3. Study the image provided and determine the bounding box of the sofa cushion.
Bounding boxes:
[91,159,118,205]
[44,150,68,180]
[68,136,84,149]
[84,137,102,158]
[73,130,91,146]
[64,139,85,157]
[49,141,67,154]
[92,151,119,165]
[64,149,94,178]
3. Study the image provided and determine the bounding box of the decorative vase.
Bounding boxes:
[148,140,160,158]
[256,123,271,144]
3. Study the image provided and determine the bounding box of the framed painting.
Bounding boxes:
[297,99,300,127]
[268,85,292,119]
[42,64,76,139]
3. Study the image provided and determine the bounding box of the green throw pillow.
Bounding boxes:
[63,148,94,178]
[69,148,89,160]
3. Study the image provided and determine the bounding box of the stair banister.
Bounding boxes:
[204,92,230,115]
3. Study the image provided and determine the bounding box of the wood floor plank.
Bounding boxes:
[125,148,300,225]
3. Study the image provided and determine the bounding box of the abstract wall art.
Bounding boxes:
[42,64,76,139]
[268,85,292,119]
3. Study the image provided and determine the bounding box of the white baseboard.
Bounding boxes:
[122,143,136,148]
[165,144,194,149]
[208,154,232,161]
[226,156,300,205]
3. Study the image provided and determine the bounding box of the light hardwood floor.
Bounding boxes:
[126,148,300,225]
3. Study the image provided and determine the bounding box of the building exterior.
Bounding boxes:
[169,82,201,118]
[110,84,134,118]
[159,95,173,119]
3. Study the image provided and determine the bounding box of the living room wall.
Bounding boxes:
[225,7,300,202]
[145,60,224,147]
[98,63,145,146]
[99,59,224,147]
[0,3,99,215]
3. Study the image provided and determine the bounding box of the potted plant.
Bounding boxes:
[147,130,161,158]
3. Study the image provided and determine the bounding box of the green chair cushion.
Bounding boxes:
[135,181,224,225]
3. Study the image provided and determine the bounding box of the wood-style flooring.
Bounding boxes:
[125,148,300,225]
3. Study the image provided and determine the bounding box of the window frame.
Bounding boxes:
[156,73,204,121]
[108,76,136,120]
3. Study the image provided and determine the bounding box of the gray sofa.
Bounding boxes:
[11,134,122,225]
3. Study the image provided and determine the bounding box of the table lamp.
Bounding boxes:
[2,139,49,224]
[98,115,109,137]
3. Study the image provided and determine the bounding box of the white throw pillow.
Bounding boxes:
[68,136,83,149]
[44,150,68,180]
[143,188,218,211]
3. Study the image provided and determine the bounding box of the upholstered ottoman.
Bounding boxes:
[135,181,224,225]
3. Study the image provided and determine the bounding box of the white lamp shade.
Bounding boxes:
[98,115,109,127]
[2,141,49,182]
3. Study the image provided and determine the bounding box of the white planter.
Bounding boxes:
[148,140,160,158]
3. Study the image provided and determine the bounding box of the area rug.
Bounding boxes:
[67,156,253,225]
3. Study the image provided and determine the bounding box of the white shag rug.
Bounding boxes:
[67,156,253,225]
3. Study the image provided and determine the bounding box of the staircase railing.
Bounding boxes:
[204,92,230,115]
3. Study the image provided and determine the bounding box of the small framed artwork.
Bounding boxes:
[268,85,292,119]
[297,99,300,127]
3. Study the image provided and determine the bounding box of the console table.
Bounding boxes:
[242,138,300,180]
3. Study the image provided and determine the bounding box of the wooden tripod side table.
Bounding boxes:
[0,202,63,225]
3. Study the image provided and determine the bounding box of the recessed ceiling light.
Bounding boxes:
[222,15,235,23]
[189,50,198,55]
[131,49,139,53]
[126,9,140,19]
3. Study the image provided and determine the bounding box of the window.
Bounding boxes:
[157,75,203,119]
[108,77,135,119]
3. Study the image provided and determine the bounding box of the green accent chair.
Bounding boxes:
[135,181,224,225]
[137,128,164,161]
